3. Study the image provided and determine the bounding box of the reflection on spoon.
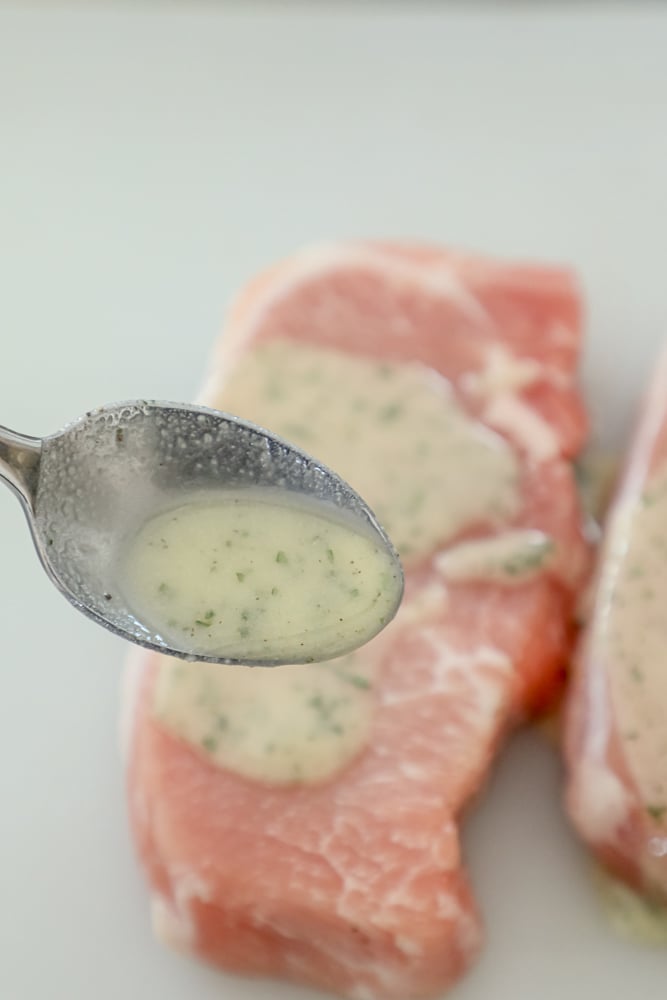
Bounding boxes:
[0,401,403,665]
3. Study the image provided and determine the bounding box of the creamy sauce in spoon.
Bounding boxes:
[118,490,401,664]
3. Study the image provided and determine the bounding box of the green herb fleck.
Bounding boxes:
[195,609,215,627]
[202,735,218,753]
[647,805,666,822]
[309,694,333,720]
[345,674,371,690]
[271,586,279,596]
[378,401,402,422]
[276,550,288,564]
[409,491,425,512]
[327,548,335,563]
[236,571,245,582]
[326,663,372,689]
[158,582,169,595]
[502,541,553,577]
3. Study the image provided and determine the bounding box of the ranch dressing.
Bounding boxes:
[153,340,524,784]
[594,459,667,823]
[216,340,521,562]
[120,490,401,664]
[595,867,667,945]
[153,649,377,786]
[435,530,555,585]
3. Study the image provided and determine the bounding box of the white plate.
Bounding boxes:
[1,4,666,999]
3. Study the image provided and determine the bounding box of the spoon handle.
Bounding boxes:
[0,425,42,510]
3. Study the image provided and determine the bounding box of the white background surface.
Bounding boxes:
[1,3,666,998]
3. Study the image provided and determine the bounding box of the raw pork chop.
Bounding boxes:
[125,243,589,999]
[566,347,667,903]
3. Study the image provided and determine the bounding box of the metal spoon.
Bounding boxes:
[0,401,402,665]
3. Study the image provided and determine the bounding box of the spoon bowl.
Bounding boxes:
[0,401,403,665]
